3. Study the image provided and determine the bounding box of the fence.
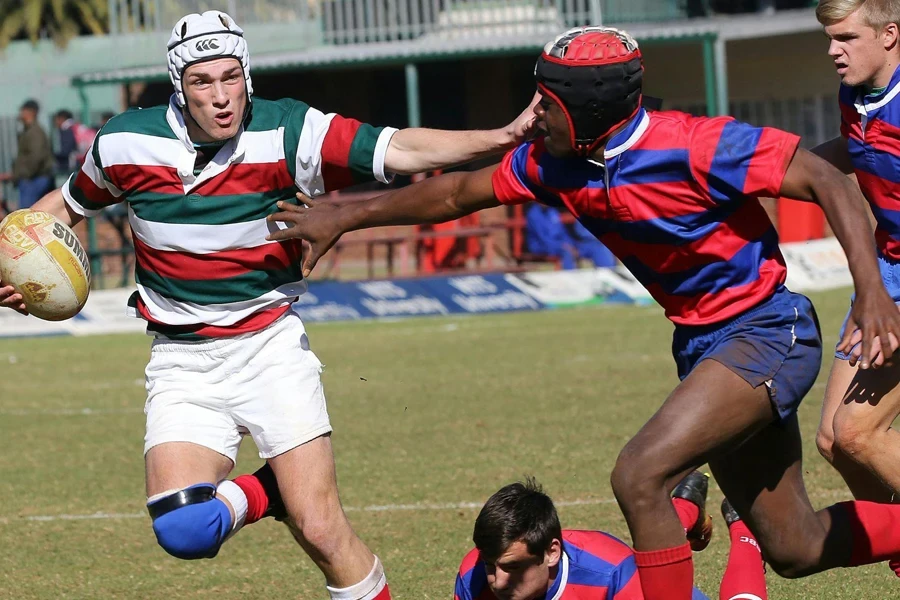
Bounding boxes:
[107,0,314,34]
[107,0,683,41]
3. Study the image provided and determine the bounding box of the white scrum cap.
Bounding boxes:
[166,10,253,107]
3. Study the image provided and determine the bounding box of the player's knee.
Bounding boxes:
[289,504,353,559]
[610,445,665,509]
[815,424,836,464]
[832,411,875,463]
[148,484,233,560]
[764,551,820,579]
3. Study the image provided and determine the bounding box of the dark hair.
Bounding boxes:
[56,109,74,120]
[20,99,39,112]
[472,477,562,562]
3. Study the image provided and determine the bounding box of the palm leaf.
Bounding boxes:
[0,8,25,48]
[22,0,44,44]
[50,0,65,24]
[73,0,108,34]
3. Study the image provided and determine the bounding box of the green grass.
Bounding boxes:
[0,287,894,599]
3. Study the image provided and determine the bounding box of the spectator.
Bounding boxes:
[55,109,98,171]
[525,203,577,269]
[53,109,78,173]
[0,99,55,209]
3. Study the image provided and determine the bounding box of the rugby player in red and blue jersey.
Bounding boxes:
[455,477,711,600]
[271,26,900,600]
[811,0,900,524]
[455,475,768,600]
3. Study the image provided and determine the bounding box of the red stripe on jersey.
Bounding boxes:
[855,169,899,212]
[867,118,900,156]
[493,153,536,206]
[198,160,294,195]
[625,113,692,151]
[74,169,119,206]
[322,115,362,192]
[744,128,798,196]
[567,583,610,597]
[875,228,900,260]
[840,102,863,140]
[612,202,772,275]
[564,530,633,564]
[685,118,728,192]
[137,297,292,337]
[104,164,182,194]
[610,180,710,221]
[134,236,297,280]
[648,256,786,325]
[458,548,481,576]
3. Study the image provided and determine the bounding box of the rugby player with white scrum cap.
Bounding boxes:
[0,10,537,599]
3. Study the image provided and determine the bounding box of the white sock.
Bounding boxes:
[326,556,387,600]
[215,479,248,535]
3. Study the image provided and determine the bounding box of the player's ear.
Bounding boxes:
[884,22,899,50]
[546,538,563,568]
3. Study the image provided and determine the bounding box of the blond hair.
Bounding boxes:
[817,0,900,29]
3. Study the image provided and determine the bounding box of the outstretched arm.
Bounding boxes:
[383,94,538,175]
[779,148,900,368]
[267,165,502,277]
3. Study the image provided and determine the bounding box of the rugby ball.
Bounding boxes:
[0,209,91,321]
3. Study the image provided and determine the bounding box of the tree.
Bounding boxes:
[0,0,109,49]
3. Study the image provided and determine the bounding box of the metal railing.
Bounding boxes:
[108,0,684,42]
[107,0,314,34]
[319,0,689,45]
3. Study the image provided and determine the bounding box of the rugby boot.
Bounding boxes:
[673,470,713,552]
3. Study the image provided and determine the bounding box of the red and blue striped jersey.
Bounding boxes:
[454,530,709,600]
[839,65,900,259]
[492,108,798,326]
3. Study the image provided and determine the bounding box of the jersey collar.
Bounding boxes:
[604,108,650,159]
[854,64,900,114]
[545,550,570,600]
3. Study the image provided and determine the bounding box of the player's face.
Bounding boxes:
[824,9,900,88]
[483,540,562,600]
[534,95,575,158]
[182,58,247,142]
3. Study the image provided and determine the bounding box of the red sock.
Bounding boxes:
[673,497,700,533]
[719,521,767,600]
[233,473,269,525]
[890,559,900,578]
[835,501,900,566]
[371,584,391,600]
[633,542,694,600]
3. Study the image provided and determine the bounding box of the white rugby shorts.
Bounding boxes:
[143,309,331,461]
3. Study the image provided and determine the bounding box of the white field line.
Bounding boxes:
[6,498,618,525]
[0,407,143,416]
[3,489,852,526]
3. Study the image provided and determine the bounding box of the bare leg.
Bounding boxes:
[817,358,895,502]
[269,434,378,589]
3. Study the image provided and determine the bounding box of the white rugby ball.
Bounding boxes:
[0,209,91,321]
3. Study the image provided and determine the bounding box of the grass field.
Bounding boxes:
[0,287,894,599]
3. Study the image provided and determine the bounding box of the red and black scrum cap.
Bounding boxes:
[535,27,643,156]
